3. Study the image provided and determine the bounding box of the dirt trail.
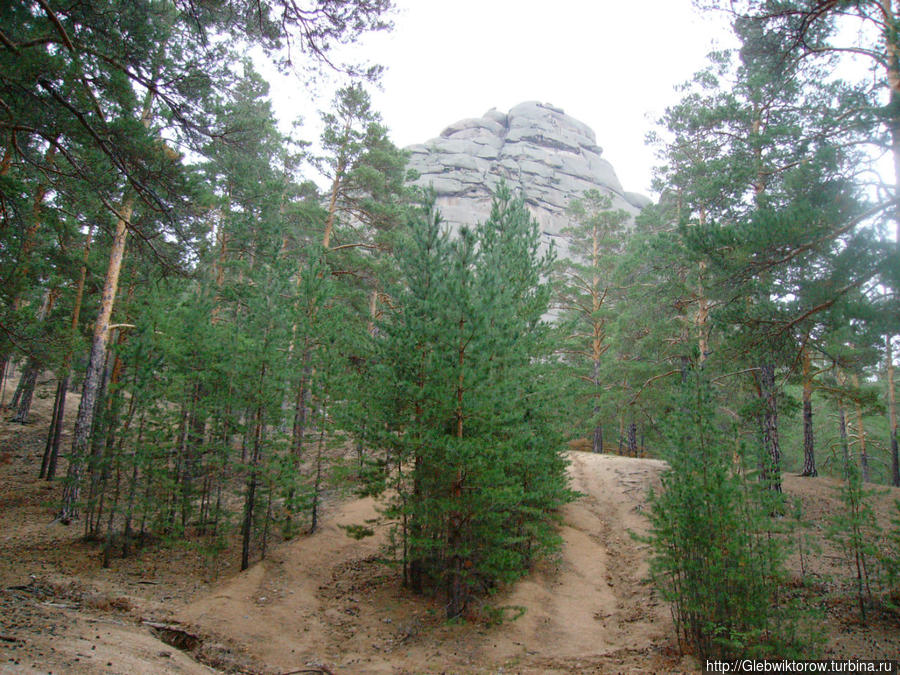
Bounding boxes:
[177,452,682,673]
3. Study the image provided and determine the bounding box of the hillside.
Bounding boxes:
[1,383,899,674]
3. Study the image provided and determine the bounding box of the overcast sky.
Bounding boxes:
[264,1,736,196]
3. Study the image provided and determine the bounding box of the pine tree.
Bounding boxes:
[365,185,572,617]
[644,367,805,659]
[555,189,630,453]
[652,15,880,491]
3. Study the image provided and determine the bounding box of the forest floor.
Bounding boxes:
[1,378,899,674]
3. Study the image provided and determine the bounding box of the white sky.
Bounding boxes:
[263,1,736,196]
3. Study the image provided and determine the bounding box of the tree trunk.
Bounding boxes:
[42,227,93,480]
[291,345,312,458]
[11,362,39,424]
[448,318,467,619]
[887,337,899,487]
[592,421,603,454]
[241,351,268,571]
[0,359,10,409]
[59,200,132,523]
[697,260,708,363]
[121,415,144,558]
[850,373,870,481]
[181,382,204,531]
[322,158,346,249]
[309,407,327,534]
[40,378,63,478]
[756,363,782,493]
[240,401,263,572]
[800,346,817,477]
[321,119,350,249]
[591,358,602,453]
[838,398,851,472]
[10,285,57,423]
[84,341,117,535]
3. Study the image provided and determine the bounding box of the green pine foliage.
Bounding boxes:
[644,368,808,659]
[554,189,631,454]
[883,501,900,610]
[364,185,573,618]
[826,457,882,622]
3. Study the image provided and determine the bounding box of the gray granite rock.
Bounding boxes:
[625,191,653,210]
[406,101,650,252]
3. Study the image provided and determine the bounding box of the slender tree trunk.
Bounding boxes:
[367,286,379,336]
[888,11,900,482]
[121,415,144,558]
[6,141,58,312]
[59,202,132,523]
[40,378,63,477]
[261,479,273,560]
[241,352,268,571]
[101,452,123,569]
[0,359,10,409]
[42,227,93,480]
[592,421,603,454]
[84,340,116,535]
[697,260,708,363]
[618,411,625,455]
[851,373,870,482]
[240,402,263,571]
[11,362,39,423]
[887,2,900,245]
[800,345,817,477]
[11,287,58,423]
[448,318,466,619]
[591,359,602,453]
[321,122,349,249]
[838,397,852,472]
[887,337,899,487]
[291,344,312,458]
[408,348,427,593]
[181,381,204,531]
[309,407,327,534]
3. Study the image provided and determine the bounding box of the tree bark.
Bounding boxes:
[59,201,132,523]
[851,373,870,482]
[800,345,817,477]
[240,397,263,572]
[42,227,93,479]
[887,336,899,487]
[309,406,327,534]
[838,397,851,472]
[592,420,603,454]
[12,287,58,423]
[697,260,708,363]
[590,355,603,453]
[756,363,782,493]
[10,362,38,423]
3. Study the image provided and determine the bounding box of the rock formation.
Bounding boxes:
[406,101,650,253]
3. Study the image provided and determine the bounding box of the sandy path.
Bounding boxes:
[176,452,680,673]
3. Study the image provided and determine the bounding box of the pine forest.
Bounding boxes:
[1,1,899,672]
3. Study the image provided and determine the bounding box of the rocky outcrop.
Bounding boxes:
[407,101,650,252]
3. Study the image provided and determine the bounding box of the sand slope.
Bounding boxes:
[177,452,681,673]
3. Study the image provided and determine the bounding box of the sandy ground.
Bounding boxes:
[176,452,685,674]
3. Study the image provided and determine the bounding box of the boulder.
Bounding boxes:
[405,101,649,251]
[624,191,653,210]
